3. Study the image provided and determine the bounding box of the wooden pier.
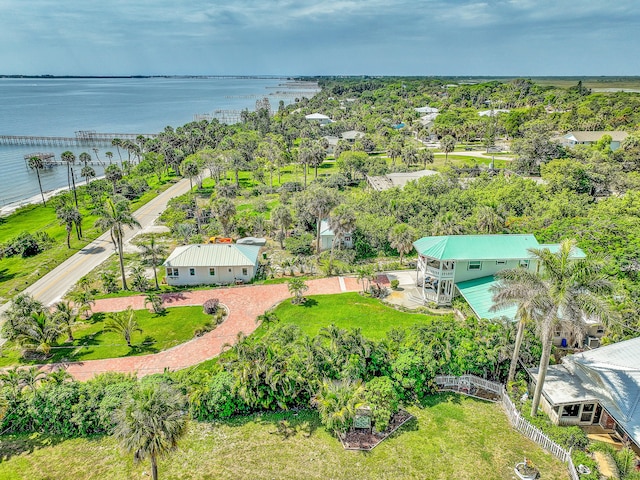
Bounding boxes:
[23,152,107,168]
[0,131,156,147]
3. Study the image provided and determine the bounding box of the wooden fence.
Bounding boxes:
[435,374,580,479]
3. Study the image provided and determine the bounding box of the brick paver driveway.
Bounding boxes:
[43,277,359,381]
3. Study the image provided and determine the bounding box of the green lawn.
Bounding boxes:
[0,306,211,367]
[431,153,510,169]
[265,292,452,340]
[0,175,176,302]
[0,395,568,480]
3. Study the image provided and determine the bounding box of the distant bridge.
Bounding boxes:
[0,131,157,147]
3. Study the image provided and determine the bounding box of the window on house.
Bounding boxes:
[167,268,178,277]
[596,327,605,334]
[496,260,507,265]
[228,268,232,273]
[554,328,562,337]
[561,404,580,418]
[468,261,482,270]
[581,403,595,422]
[242,268,248,276]
[209,268,216,276]
[519,260,530,268]
[189,268,195,276]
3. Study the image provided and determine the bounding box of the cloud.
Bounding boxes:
[0,0,638,75]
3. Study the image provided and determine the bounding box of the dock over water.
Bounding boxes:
[0,131,157,147]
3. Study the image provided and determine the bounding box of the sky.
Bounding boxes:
[1,0,638,76]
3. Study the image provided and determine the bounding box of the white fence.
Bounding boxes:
[434,374,580,480]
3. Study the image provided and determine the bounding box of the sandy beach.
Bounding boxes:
[0,175,104,217]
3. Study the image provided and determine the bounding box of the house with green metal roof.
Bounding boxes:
[412,234,600,347]
[163,244,261,286]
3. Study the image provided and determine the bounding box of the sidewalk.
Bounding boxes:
[40,277,360,381]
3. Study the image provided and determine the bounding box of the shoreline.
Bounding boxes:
[0,175,104,217]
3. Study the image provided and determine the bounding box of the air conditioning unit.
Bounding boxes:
[586,336,600,349]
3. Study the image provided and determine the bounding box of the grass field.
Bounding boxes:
[0,306,211,367]
[0,175,176,302]
[264,292,451,340]
[0,394,568,480]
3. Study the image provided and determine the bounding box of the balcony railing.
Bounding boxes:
[423,265,455,279]
[422,289,452,305]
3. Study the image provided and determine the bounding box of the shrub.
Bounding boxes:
[203,298,220,315]
[192,371,247,421]
[279,181,304,193]
[390,279,400,289]
[285,233,314,255]
[364,376,399,432]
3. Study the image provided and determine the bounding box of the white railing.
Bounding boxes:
[434,374,580,479]
[422,290,452,305]
[424,265,455,279]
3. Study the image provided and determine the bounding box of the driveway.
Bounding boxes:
[39,277,360,381]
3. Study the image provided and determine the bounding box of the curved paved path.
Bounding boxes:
[41,277,362,381]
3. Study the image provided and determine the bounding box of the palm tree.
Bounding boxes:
[53,300,80,342]
[27,156,47,206]
[94,196,141,290]
[211,198,236,237]
[138,235,167,289]
[441,135,456,163]
[180,157,200,191]
[81,165,96,185]
[431,211,464,236]
[60,151,76,190]
[105,164,123,195]
[69,289,96,319]
[105,151,114,164]
[387,141,402,167]
[79,152,91,166]
[491,268,543,384]
[388,223,416,264]
[312,378,365,435]
[491,239,612,416]
[56,203,82,247]
[112,138,123,163]
[144,292,165,314]
[327,204,356,274]
[104,307,142,348]
[16,311,62,357]
[271,205,293,248]
[113,383,188,480]
[304,185,339,253]
[287,278,309,305]
[476,205,503,234]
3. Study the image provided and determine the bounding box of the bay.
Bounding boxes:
[0,77,318,207]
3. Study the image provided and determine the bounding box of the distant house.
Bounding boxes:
[561,131,628,151]
[163,244,261,286]
[478,109,510,117]
[415,106,439,114]
[305,113,332,125]
[531,336,640,453]
[341,130,365,142]
[412,234,603,347]
[319,219,353,252]
[367,170,439,191]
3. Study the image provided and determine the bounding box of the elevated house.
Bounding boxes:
[319,219,353,252]
[530,336,640,453]
[413,234,603,347]
[560,131,628,151]
[163,244,261,286]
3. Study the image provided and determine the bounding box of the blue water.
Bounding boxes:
[0,77,318,206]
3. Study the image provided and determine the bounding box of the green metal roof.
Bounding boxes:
[413,234,540,261]
[456,276,517,321]
[539,244,587,258]
[163,244,261,268]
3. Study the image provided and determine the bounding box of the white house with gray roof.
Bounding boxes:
[531,336,640,452]
[561,131,628,151]
[163,244,261,286]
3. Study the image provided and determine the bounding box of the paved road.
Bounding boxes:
[1,177,192,311]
